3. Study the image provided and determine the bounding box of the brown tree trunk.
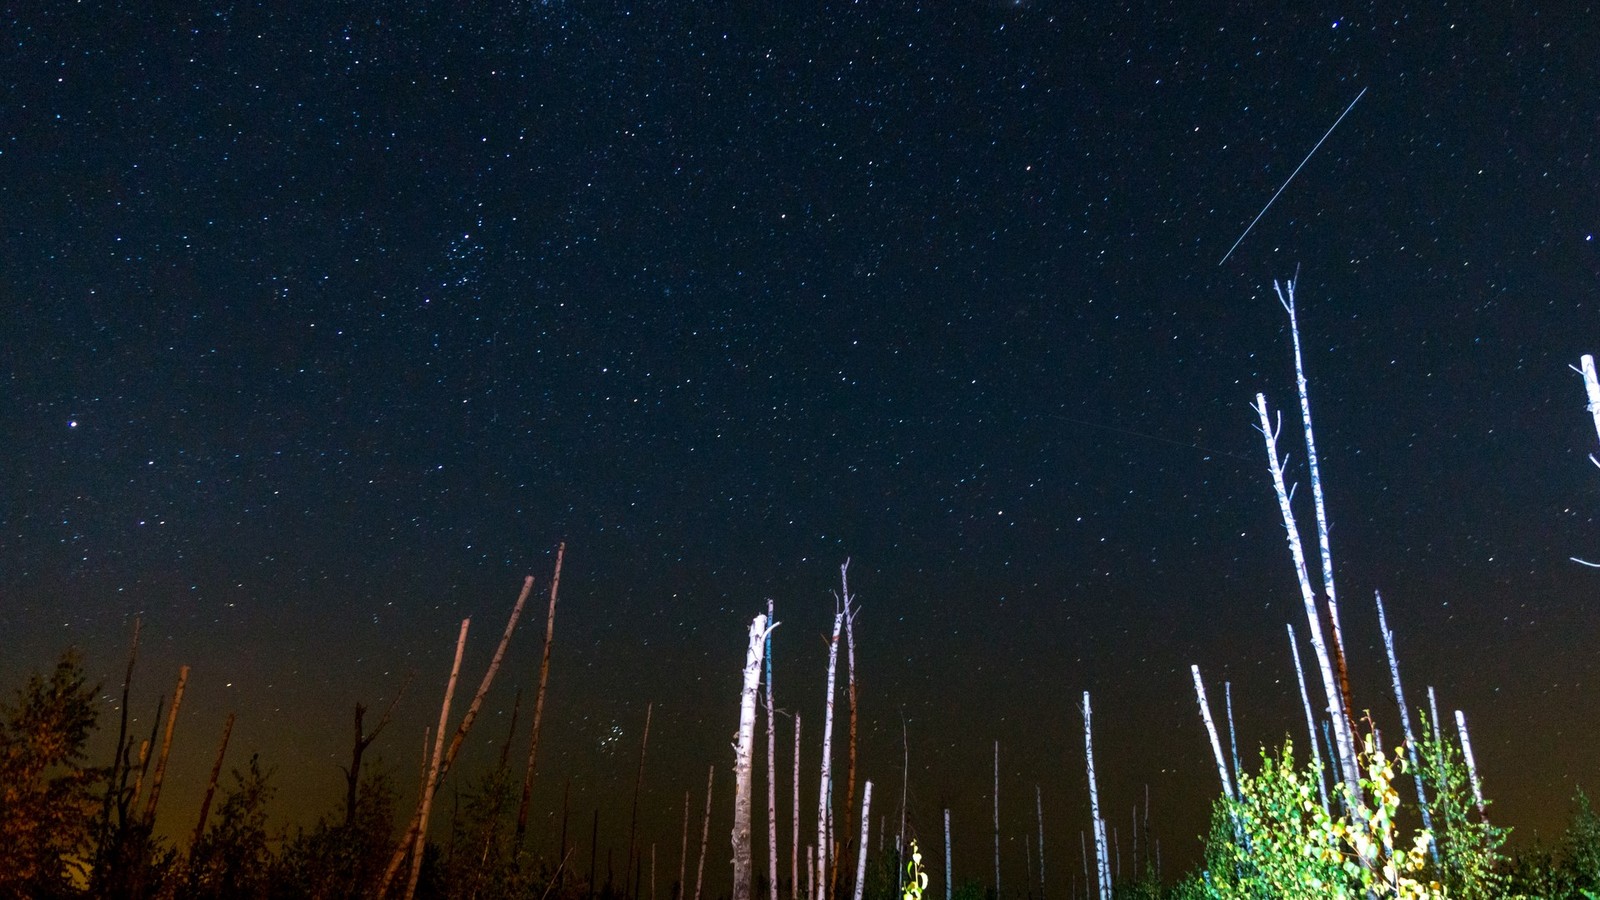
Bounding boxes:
[191,712,236,849]
[518,543,567,840]
[143,665,190,827]
[695,765,715,900]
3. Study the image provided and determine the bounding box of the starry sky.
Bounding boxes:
[4,1,1599,890]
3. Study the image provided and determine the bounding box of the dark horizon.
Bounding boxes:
[4,3,1599,893]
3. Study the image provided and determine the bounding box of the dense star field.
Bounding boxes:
[3,3,1599,892]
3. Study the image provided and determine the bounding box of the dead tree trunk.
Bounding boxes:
[400,617,471,900]
[1375,590,1436,863]
[792,713,802,900]
[696,766,715,900]
[1570,355,1600,566]
[1189,666,1233,801]
[143,665,190,827]
[1081,693,1108,900]
[518,543,567,840]
[629,702,654,900]
[680,790,690,900]
[1253,392,1361,799]
[1454,710,1487,818]
[1286,624,1330,816]
[766,598,780,900]
[1035,785,1044,900]
[817,610,844,900]
[1277,275,1357,728]
[943,808,952,900]
[346,675,411,827]
[191,712,235,850]
[993,740,1001,900]
[852,782,873,900]
[839,561,860,899]
[735,614,777,900]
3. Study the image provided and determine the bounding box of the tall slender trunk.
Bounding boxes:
[191,712,235,849]
[1286,624,1331,815]
[346,672,410,829]
[1375,590,1435,862]
[400,617,471,900]
[144,665,190,827]
[943,808,952,900]
[680,790,690,900]
[1253,392,1361,798]
[817,611,844,900]
[793,713,802,900]
[852,782,873,900]
[766,598,780,900]
[1223,682,1242,787]
[519,543,567,840]
[1277,276,1357,727]
[1035,785,1044,900]
[696,766,715,900]
[993,740,1001,899]
[839,561,859,899]
[629,702,654,900]
[1454,710,1487,818]
[898,715,908,898]
[735,615,777,900]
[100,617,141,838]
[1081,694,1108,900]
[1188,666,1233,800]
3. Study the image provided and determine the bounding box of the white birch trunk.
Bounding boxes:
[1081,693,1109,900]
[403,618,470,900]
[1188,666,1233,800]
[767,599,780,900]
[794,714,802,900]
[944,808,952,900]
[1277,276,1356,727]
[1286,624,1330,815]
[818,611,844,900]
[1254,392,1361,798]
[1454,710,1487,818]
[1578,354,1600,447]
[735,614,776,900]
[1375,590,1436,860]
[1223,682,1241,786]
[852,782,873,900]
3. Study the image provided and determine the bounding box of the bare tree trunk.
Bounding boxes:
[1081,694,1108,900]
[519,543,567,840]
[1454,710,1487,818]
[1253,392,1361,798]
[766,598,780,900]
[680,790,690,900]
[440,576,534,781]
[191,712,235,849]
[993,740,1001,899]
[696,766,714,900]
[1223,682,1242,787]
[793,713,802,900]
[144,665,190,827]
[1188,666,1233,801]
[399,617,472,900]
[629,702,654,900]
[898,715,908,898]
[943,808,952,900]
[817,610,844,900]
[100,616,141,840]
[852,782,873,900]
[839,561,859,900]
[1286,624,1331,815]
[347,675,412,827]
[735,614,777,900]
[1035,785,1044,900]
[1277,275,1357,728]
[1374,590,1436,863]
[1570,354,1600,566]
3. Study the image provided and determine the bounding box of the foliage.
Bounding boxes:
[274,768,400,899]
[182,752,277,899]
[1411,711,1509,898]
[902,839,927,900]
[0,649,104,898]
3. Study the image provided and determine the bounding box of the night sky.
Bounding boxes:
[5,2,1600,890]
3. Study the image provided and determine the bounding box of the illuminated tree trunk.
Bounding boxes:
[143,664,190,827]
[1277,276,1357,728]
[398,618,470,900]
[696,765,714,900]
[840,561,860,900]
[793,713,802,900]
[679,790,690,900]
[1081,693,1109,900]
[993,740,1001,899]
[1035,785,1044,900]
[1571,355,1600,566]
[1253,392,1361,798]
[817,610,844,900]
[519,543,567,840]
[943,808,952,900]
[190,712,235,850]
[1375,590,1436,862]
[1188,666,1233,801]
[1454,710,1487,818]
[1286,624,1330,815]
[766,598,780,900]
[852,782,873,900]
[735,614,777,900]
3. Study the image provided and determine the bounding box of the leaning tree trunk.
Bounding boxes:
[518,543,567,840]
[191,712,235,850]
[735,614,777,900]
[679,790,690,900]
[144,664,190,827]
[400,618,470,900]
[1454,710,1487,819]
[629,703,654,900]
[1375,590,1436,863]
[1277,275,1357,728]
[993,740,1001,900]
[817,610,844,900]
[696,766,715,900]
[1188,666,1233,801]
[1253,392,1361,799]
[839,561,860,900]
[1570,355,1600,566]
[1286,624,1331,816]
[1081,693,1109,900]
